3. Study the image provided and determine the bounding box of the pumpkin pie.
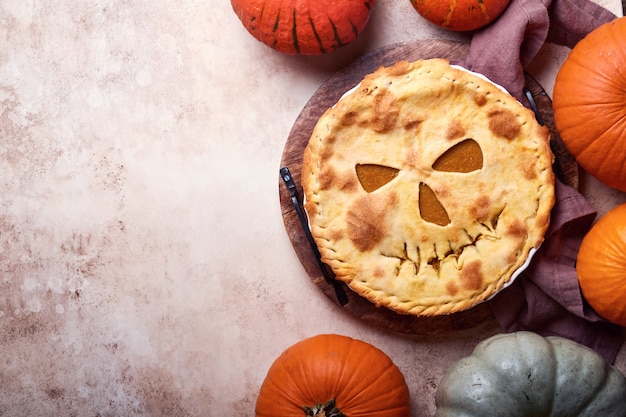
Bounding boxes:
[302,59,555,316]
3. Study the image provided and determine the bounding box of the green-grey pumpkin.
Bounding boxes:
[435,331,626,417]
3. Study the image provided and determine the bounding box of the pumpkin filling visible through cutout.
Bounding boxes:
[356,164,399,192]
[302,59,555,316]
[419,183,450,226]
[432,138,483,173]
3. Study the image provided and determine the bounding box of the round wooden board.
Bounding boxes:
[279,39,578,335]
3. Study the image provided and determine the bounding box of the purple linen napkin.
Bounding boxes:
[466,0,617,104]
[462,0,624,363]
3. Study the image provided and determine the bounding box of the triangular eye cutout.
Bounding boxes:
[356,164,400,193]
[419,183,451,226]
[432,139,483,173]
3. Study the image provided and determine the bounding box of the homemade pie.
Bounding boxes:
[302,59,555,316]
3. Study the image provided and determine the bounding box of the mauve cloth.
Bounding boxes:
[467,0,617,103]
[463,0,624,363]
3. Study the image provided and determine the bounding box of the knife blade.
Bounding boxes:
[523,87,567,184]
[280,167,349,306]
[524,87,544,126]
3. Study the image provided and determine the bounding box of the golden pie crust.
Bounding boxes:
[302,59,555,316]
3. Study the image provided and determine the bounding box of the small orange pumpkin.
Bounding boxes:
[576,203,626,327]
[255,334,411,417]
[231,0,376,55]
[553,17,626,192]
[409,0,511,31]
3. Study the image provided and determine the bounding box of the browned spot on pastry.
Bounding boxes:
[506,218,527,241]
[433,184,451,199]
[329,228,344,241]
[373,266,386,278]
[446,281,459,296]
[519,153,538,180]
[461,260,484,291]
[386,191,399,208]
[387,60,411,76]
[318,166,337,191]
[403,115,424,132]
[404,148,418,168]
[471,195,491,223]
[320,140,335,162]
[341,111,359,127]
[367,90,399,133]
[488,109,521,139]
[347,194,394,251]
[338,171,358,192]
[473,92,488,106]
[446,120,466,140]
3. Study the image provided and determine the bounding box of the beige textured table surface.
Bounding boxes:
[1,1,624,416]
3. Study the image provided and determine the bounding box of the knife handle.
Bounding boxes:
[280,167,297,195]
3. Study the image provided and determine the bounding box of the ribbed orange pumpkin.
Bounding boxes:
[255,334,411,417]
[409,0,511,31]
[576,203,626,327]
[553,17,626,192]
[231,0,376,55]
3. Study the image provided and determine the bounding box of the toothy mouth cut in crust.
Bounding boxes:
[302,58,555,316]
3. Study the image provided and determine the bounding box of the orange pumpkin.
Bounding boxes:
[231,0,376,55]
[255,334,411,417]
[553,17,626,192]
[576,203,626,327]
[409,0,511,31]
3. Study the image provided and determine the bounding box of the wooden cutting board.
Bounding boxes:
[278,39,577,335]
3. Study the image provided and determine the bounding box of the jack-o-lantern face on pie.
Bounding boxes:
[302,59,555,316]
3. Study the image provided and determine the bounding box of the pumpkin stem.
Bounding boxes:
[302,398,345,417]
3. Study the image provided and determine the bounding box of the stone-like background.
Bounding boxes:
[1,1,624,415]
